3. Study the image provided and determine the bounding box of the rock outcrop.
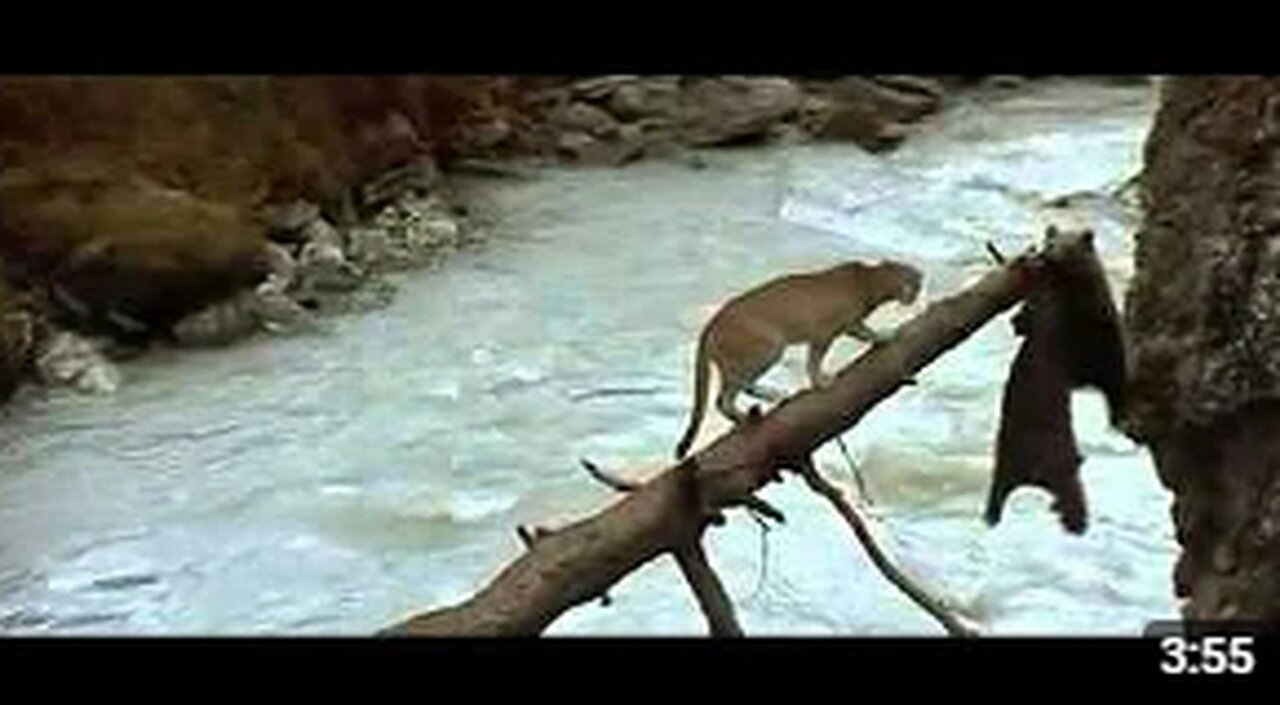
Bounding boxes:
[0,76,496,376]
[0,77,510,338]
[1124,76,1280,622]
[511,75,958,164]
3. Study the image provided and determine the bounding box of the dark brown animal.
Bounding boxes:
[985,227,1126,534]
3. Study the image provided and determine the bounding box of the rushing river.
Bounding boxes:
[0,80,1177,635]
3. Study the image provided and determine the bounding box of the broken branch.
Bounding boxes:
[792,455,977,637]
[674,539,744,637]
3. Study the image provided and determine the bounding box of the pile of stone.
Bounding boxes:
[171,158,471,349]
[0,309,124,398]
[33,327,121,395]
[512,75,950,165]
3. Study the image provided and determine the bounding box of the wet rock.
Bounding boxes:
[265,200,321,242]
[407,214,461,250]
[679,77,803,146]
[615,123,648,161]
[609,78,683,122]
[872,75,946,102]
[568,75,640,101]
[255,286,313,335]
[345,226,399,269]
[362,194,467,269]
[295,218,364,294]
[312,275,398,315]
[256,241,298,287]
[556,130,596,157]
[357,111,430,179]
[829,76,942,124]
[466,118,513,151]
[641,135,707,169]
[549,102,620,138]
[795,76,945,153]
[34,329,120,394]
[359,156,440,213]
[554,120,651,166]
[768,122,808,145]
[171,291,262,347]
[818,105,909,152]
[447,158,537,180]
[300,218,345,252]
[985,75,1029,90]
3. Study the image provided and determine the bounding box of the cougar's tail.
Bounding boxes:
[675,328,712,459]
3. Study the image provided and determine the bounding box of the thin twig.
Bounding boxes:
[743,496,786,524]
[515,525,536,549]
[583,457,785,523]
[746,511,773,603]
[581,458,642,491]
[834,435,873,506]
[515,524,554,549]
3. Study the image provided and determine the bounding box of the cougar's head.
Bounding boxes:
[881,261,922,305]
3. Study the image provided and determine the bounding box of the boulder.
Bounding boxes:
[359,156,440,212]
[253,279,314,334]
[818,106,910,153]
[34,328,120,394]
[871,75,946,102]
[264,200,321,242]
[985,75,1029,90]
[345,226,400,269]
[678,77,803,146]
[549,101,620,138]
[297,236,364,294]
[828,76,942,124]
[466,118,513,152]
[555,130,640,166]
[609,78,683,122]
[406,215,461,250]
[171,291,262,347]
[568,75,640,101]
[256,241,298,287]
[0,170,262,333]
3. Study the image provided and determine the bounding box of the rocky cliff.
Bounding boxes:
[1125,76,1280,621]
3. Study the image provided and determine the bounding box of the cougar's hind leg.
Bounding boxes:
[807,334,837,389]
[715,331,784,425]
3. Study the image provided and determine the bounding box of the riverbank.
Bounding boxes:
[0,76,1152,406]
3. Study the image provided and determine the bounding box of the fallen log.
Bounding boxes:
[382,229,1085,637]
